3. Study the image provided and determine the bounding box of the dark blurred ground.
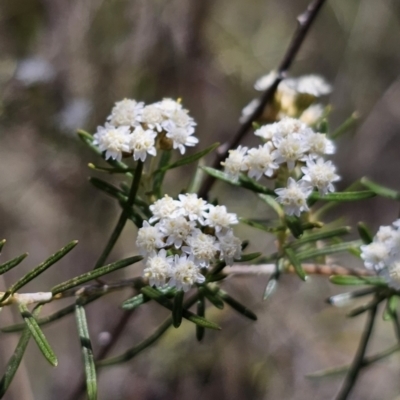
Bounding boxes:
[1,1,400,399]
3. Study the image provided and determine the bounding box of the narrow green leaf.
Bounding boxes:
[152,150,172,199]
[121,287,176,311]
[218,289,257,321]
[235,252,262,263]
[3,241,78,302]
[309,190,375,202]
[347,297,383,317]
[239,218,283,233]
[141,286,221,330]
[361,177,400,200]
[89,177,127,202]
[172,290,184,328]
[75,301,97,400]
[263,277,278,300]
[88,163,135,174]
[318,118,329,134]
[158,143,219,172]
[383,296,399,321]
[0,253,28,275]
[258,194,285,219]
[297,240,362,261]
[329,275,386,286]
[19,304,58,366]
[187,160,206,194]
[284,248,306,281]
[200,286,224,310]
[289,226,351,248]
[0,239,5,253]
[51,255,142,295]
[285,215,303,238]
[327,287,377,306]
[0,307,42,397]
[330,112,359,140]
[196,294,206,342]
[357,222,373,244]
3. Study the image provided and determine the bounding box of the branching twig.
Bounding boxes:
[198,0,327,198]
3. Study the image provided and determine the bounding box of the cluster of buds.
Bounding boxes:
[361,220,400,289]
[93,98,198,162]
[241,73,332,126]
[136,194,242,291]
[222,117,340,217]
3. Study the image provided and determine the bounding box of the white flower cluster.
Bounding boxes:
[241,73,332,126]
[136,194,241,291]
[222,117,340,217]
[93,98,198,162]
[361,220,400,289]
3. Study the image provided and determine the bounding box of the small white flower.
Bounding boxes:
[240,98,260,123]
[93,124,131,161]
[136,221,165,256]
[360,242,390,271]
[205,205,238,232]
[128,126,157,162]
[273,117,311,139]
[221,146,249,182]
[272,134,309,170]
[107,98,144,127]
[254,124,279,141]
[159,216,195,249]
[177,193,210,224]
[254,70,278,91]
[380,261,400,290]
[376,225,398,243]
[301,158,340,195]
[217,230,242,265]
[141,103,164,132]
[182,231,219,267]
[284,75,332,97]
[245,142,279,180]
[300,104,325,126]
[169,254,205,292]
[275,177,312,216]
[305,131,335,157]
[158,98,182,117]
[164,108,196,130]
[164,125,199,155]
[143,249,172,288]
[149,195,182,224]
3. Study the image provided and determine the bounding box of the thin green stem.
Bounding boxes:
[335,297,380,400]
[93,161,144,270]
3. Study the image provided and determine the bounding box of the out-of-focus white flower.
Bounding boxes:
[254,70,278,91]
[300,104,325,126]
[240,98,260,123]
[177,193,209,224]
[169,254,205,291]
[93,123,131,161]
[159,216,195,249]
[205,205,238,232]
[217,230,242,265]
[158,98,182,116]
[301,158,340,195]
[360,242,390,271]
[246,142,279,180]
[275,177,312,216]
[254,124,279,141]
[107,99,144,127]
[149,195,182,224]
[136,221,165,256]
[141,103,164,132]
[143,249,172,288]
[376,225,398,244]
[164,109,196,131]
[272,117,310,139]
[306,131,335,157]
[272,134,309,170]
[283,75,332,97]
[164,125,198,154]
[381,261,400,290]
[221,146,249,182]
[128,126,157,162]
[183,231,219,267]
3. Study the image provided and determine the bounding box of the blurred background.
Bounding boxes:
[1,0,400,399]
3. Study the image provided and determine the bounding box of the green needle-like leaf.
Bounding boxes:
[122,287,176,311]
[235,252,262,263]
[284,248,306,281]
[172,290,184,328]
[0,239,5,253]
[0,253,28,275]
[88,163,135,174]
[158,143,219,172]
[89,177,127,202]
[2,241,78,302]
[383,296,399,321]
[329,112,359,140]
[239,218,283,233]
[263,276,278,300]
[309,190,375,202]
[297,240,362,261]
[218,289,257,321]
[258,194,285,219]
[285,215,304,238]
[289,226,351,248]
[360,177,400,200]
[141,286,221,330]
[19,304,58,366]
[357,222,373,244]
[200,286,224,310]
[75,301,97,400]
[51,255,142,295]
[152,150,172,198]
[329,275,386,286]
[196,294,206,342]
